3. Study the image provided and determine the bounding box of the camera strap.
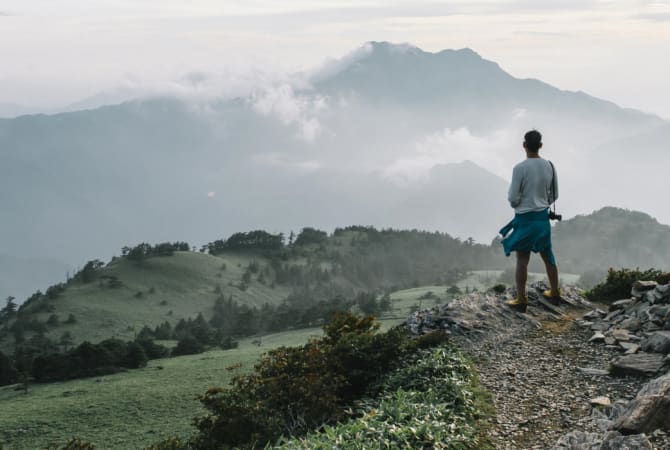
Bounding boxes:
[547,160,557,215]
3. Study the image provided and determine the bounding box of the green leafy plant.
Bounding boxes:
[277,345,491,450]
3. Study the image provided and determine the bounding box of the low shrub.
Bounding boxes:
[491,284,506,294]
[149,313,422,450]
[278,345,490,450]
[586,268,667,302]
[171,336,204,356]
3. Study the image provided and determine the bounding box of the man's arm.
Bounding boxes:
[508,165,523,208]
[549,163,559,204]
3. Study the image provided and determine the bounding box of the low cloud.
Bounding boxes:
[250,84,326,142]
[382,127,516,184]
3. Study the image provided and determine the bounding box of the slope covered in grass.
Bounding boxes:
[0,327,321,450]
[1,251,290,349]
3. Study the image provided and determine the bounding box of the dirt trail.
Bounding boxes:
[406,286,670,449]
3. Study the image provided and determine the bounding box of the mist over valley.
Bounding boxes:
[2,42,669,301]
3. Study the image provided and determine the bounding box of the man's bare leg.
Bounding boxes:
[515,251,531,299]
[540,251,560,296]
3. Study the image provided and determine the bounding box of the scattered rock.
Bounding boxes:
[551,430,652,449]
[610,353,666,377]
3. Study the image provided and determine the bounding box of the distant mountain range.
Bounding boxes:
[1,41,669,301]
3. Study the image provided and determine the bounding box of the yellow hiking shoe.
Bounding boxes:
[506,296,528,313]
[543,289,562,305]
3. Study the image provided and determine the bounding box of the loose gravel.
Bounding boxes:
[463,316,670,450]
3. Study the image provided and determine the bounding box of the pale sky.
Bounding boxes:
[1,0,669,118]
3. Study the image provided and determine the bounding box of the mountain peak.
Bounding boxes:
[313,41,509,102]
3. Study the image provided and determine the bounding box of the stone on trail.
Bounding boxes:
[632,281,658,299]
[640,331,670,355]
[611,329,631,342]
[618,317,642,332]
[590,396,612,407]
[589,332,606,343]
[578,367,610,376]
[610,353,666,377]
[591,322,611,332]
[619,342,640,354]
[613,373,670,434]
[604,310,623,322]
[584,309,607,321]
[610,299,635,311]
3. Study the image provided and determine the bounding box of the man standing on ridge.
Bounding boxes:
[500,130,560,312]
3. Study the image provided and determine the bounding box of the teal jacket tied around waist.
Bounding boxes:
[499,209,556,266]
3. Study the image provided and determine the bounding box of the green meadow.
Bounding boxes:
[0,328,321,450]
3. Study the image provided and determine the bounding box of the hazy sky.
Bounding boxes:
[1,0,669,118]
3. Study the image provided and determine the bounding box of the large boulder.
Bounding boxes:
[613,373,670,434]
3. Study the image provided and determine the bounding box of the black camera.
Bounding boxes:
[549,211,562,221]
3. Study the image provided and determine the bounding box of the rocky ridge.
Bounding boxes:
[405,281,670,449]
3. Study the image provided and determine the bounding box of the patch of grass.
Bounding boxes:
[0,328,321,450]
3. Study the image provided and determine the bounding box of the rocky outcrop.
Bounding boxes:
[578,281,670,378]
[612,373,670,435]
[405,282,590,345]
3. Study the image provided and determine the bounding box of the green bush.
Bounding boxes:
[171,336,204,356]
[491,284,506,294]
[586,268,667,302]
[278,346,489,450]
[151,313,421,450]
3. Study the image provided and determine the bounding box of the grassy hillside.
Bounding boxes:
[1,251,290,350]
[0,286,430,450]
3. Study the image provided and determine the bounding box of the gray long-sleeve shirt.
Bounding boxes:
[507,157,558,213]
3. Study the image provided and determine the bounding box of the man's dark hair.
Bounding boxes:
[524,130,542,152]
